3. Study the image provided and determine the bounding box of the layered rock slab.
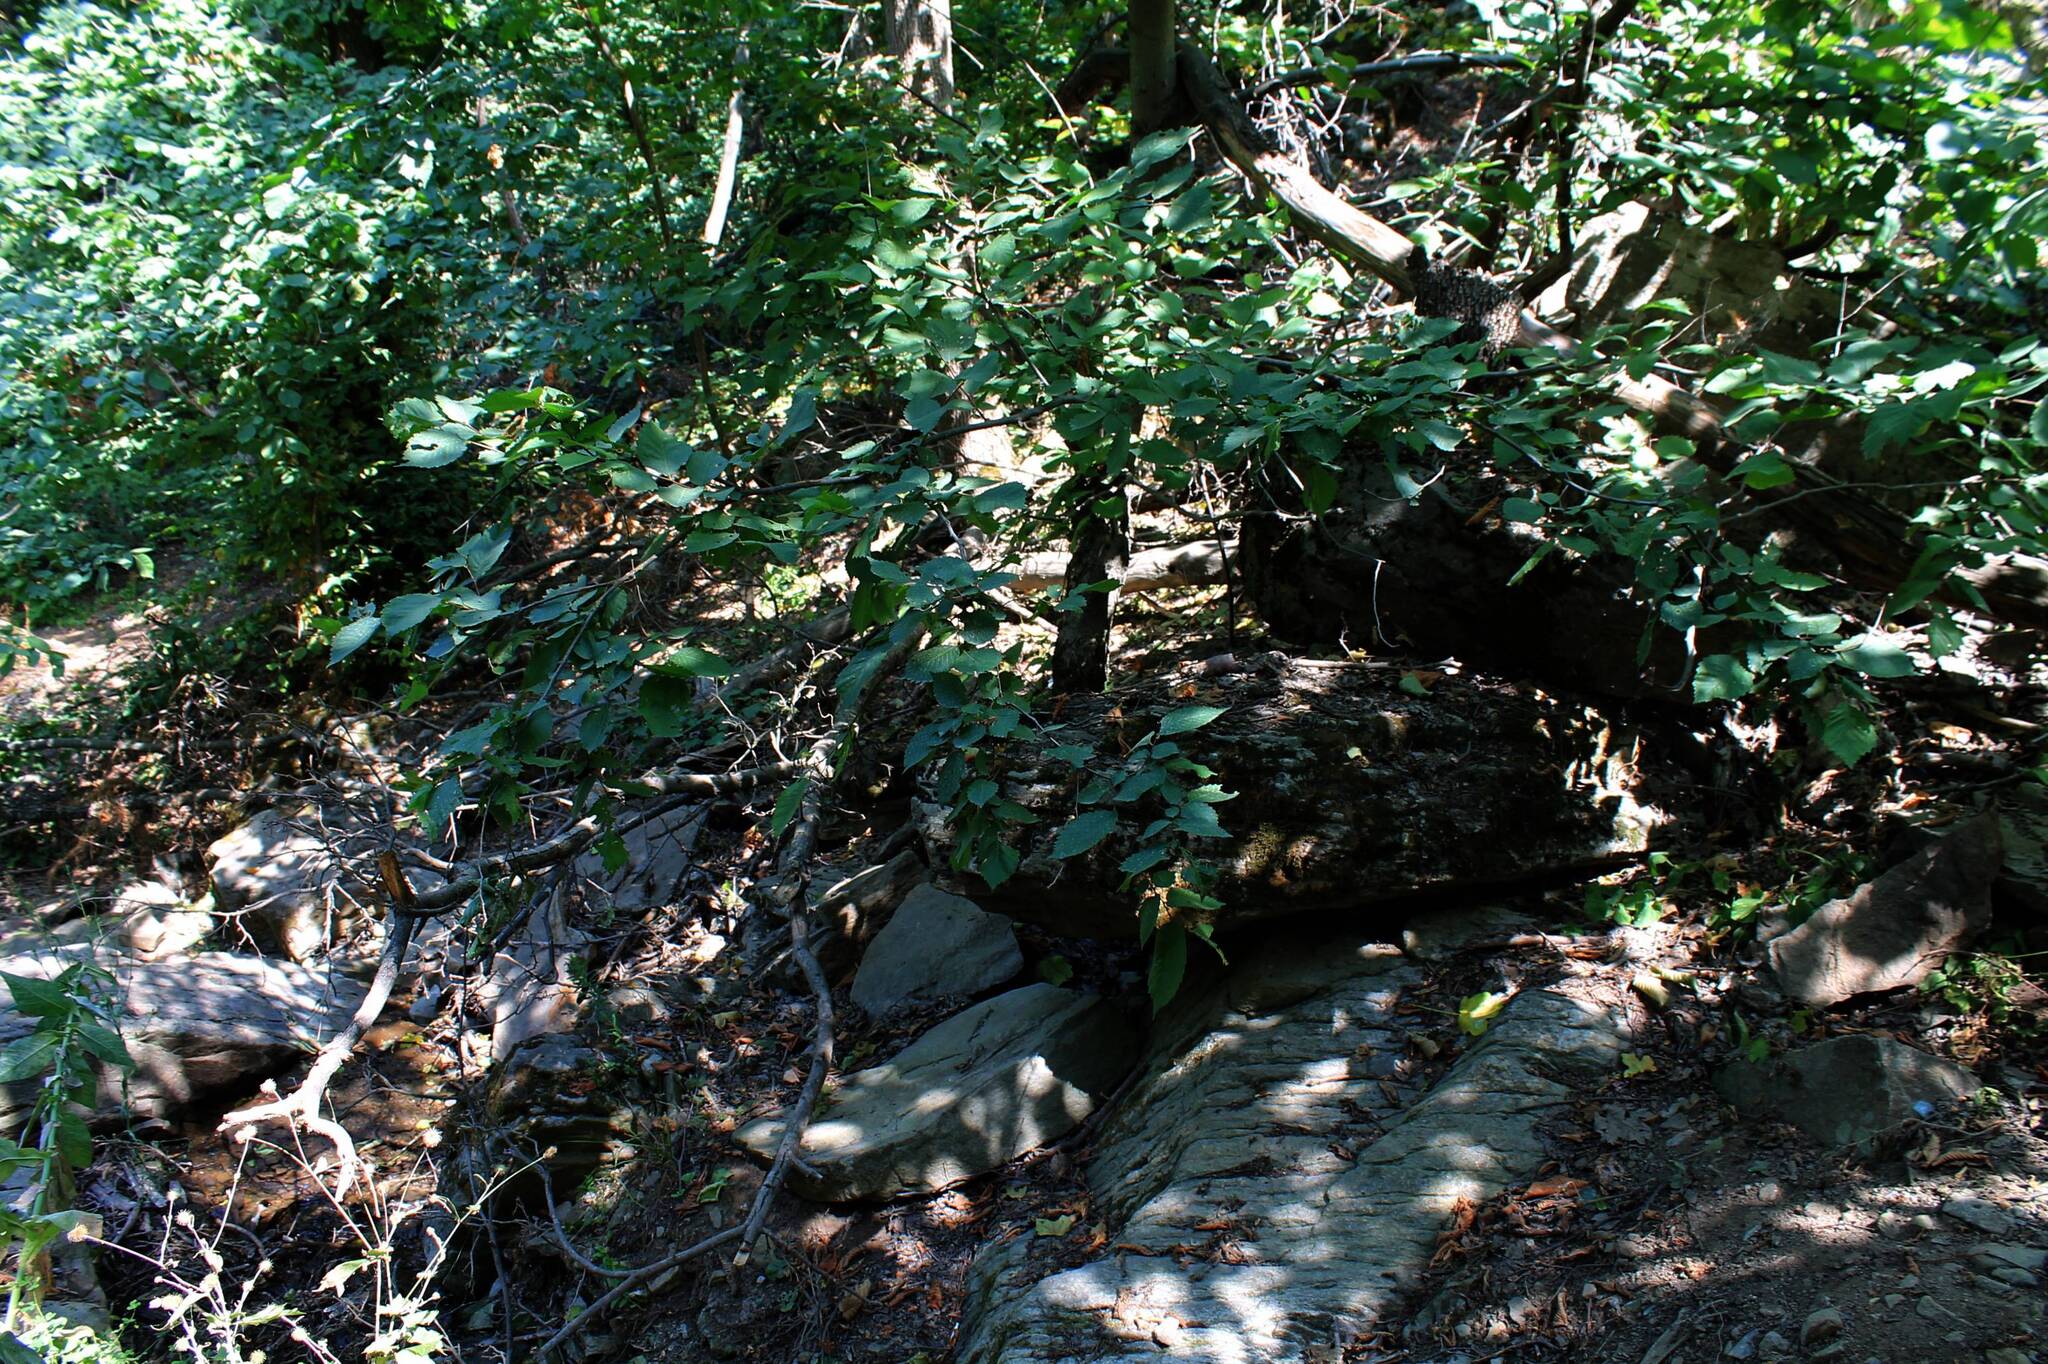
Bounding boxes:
[1767,815,2001,1006]
[737,983,1138,1202]
[1715,1034,1978,1148]
[956,934,1625,1363]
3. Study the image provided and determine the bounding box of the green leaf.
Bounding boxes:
[403,424,472,468]
[329,616,381,664]
[0,972,70,1021]
[1501,497,1544,523]
[1457,990,1510,1037]
[1131,127,1196,174]
[381,593,443,634]
[1039,955,1074,988]
[1692,654,1755,703]
[0,1033,58,1084]
[1156,704,1226,737]
[1033,1213,1076,1238]
[1051,809,1117,859]
[1836,634,1917,678]
[652,646,731,679]
[423,777,462,842]
[1147,922,1187,1013]
[770,778,811,840]
[639,674,697,738]
[1819,705,1881,766]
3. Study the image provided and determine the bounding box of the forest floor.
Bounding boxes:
[7,575,2043,1364]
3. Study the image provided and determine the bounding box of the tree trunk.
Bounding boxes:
[1128,0,1178,135]
[1049,478,1131,693]
[884,0,955,111]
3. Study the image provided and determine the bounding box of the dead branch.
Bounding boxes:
[215,854,419,1199]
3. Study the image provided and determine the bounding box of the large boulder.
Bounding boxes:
[0,947,356,1132]
[736,984,1138,1201]
[850,885,1022,1016]
[920,657,1677,937]
[956,929,1627,1361]
[1767,815,2002,1007]
[1714,1034,1978,1148]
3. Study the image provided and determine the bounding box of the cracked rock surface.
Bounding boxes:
[956,925,1626,1362]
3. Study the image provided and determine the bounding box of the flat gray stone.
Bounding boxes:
[1768,816,2001,1007]
[207,809,354,961]
[737,983,1136,1201]
[955,931,1626,1362]
[1715,1034,1977,1147]
[851,884,1021,1016]
[0,946,355,1133]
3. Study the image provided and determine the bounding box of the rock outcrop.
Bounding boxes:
[921,658,1676,936]
[955,926,1627,1362]
[850,884,1021,1016]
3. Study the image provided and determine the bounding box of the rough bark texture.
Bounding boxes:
[1050,479,1132,693]
[884,0,954,110]
[918,657,1685,938]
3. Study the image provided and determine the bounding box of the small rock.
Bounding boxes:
[850,885,1022,1016]
[1714,1034,1977,1148]
[1913,1214,1940,1233]
[1990,1266,2038,1288]
[736,984,1137,1200]
[1971,1244,2048,1274]
[407,984,445,1024]
[1759,1329,1792,1358]
[1943,1195,2017,1236]
[1984,1349,2034,1364]
[1726,1327,1762,1359]
[1916,1296,1944,1322]
[1883,1294,1905,1309]
[1801,1307,1844,1346]
[1810,1347,1849,1364]
[607,987,670,1028]
[1756,1179,1785,1204]
[1876,1210,1911,1238]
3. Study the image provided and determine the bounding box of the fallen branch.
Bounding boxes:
[216,853,419,1199]
[1005,538,1233,594]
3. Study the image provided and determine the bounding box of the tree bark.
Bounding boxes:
[1128,0,1178,135]
[1049,478,1131,693]
[884,0,955,111]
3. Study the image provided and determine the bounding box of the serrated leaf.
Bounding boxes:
[329,616,381,664]
[1051,809,1117,859]
[639,674,697,738]
[1836,634,1917,678]
[381,593,443,634]
[1819,705,1881,766]
[1156,704,1226,737]
[1692,654,1754,703]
